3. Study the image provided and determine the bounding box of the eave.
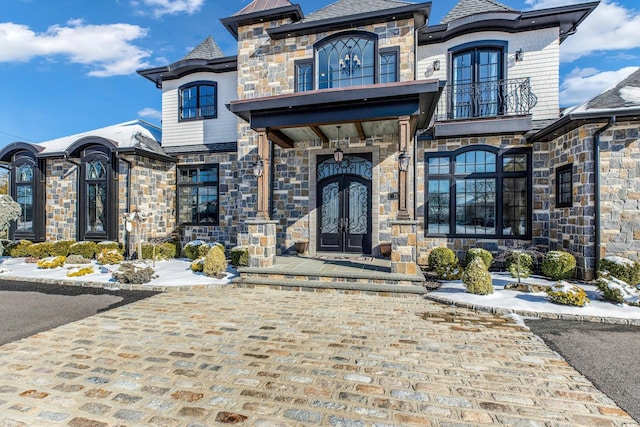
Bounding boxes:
[221,5,304,40]
[137,56,238,88]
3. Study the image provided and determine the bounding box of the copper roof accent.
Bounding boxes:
[441,0,515,24]
[234,0,293,16]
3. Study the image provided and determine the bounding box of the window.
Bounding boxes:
[450,42,506,119]
[86,159,107,233]
[79,146,116,241]
[426,147,530,238]
[295,59,313,92]
[180,81,217,120]
[178,165,219,225]
[379,47,399,84]
[14,163,34,233]
[556,164,573,208]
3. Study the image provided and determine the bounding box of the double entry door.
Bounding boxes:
[317,154,372,254]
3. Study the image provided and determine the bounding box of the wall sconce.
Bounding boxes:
[333,125,345,163]
[515,49,524,62]
[398,151,410,172]
[252,157,264,177]
[433,59,440,71]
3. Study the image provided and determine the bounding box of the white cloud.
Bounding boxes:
[560,66,639,107]
[0,19,151,77]
[138,107,162,120]
[526,0,640,62]
[134,0,205,18]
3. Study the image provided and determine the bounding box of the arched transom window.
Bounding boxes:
[316,33,376,89]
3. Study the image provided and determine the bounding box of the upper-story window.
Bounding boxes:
[450,41,506,119]
[180,81,217,121]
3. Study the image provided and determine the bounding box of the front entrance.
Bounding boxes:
[317,154,372,253]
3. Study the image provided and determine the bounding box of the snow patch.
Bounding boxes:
[620,86,640,105]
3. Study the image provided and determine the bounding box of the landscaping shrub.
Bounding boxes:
[465,248,493,269]
[97,241,124,255]
[599,256,640,286]
[183,240,223,260]
[203,245,227,278]
[7,240,33,257]
[0,239,12,255]
[190,257,204,272]
[141,242,177,260]
[506,250,533,280]
[37,256,66,269]
[65,254,92,265]
[112,263,156,284]
[462,257,493,295]
[596,273,640,306]
[230,246,249,267]
[67,266,95,277]
[96,249,124,265]
[28,241,54,258]
[51,240,75,257]
[69,241,98,259]
[428,247,461,280]
[541,251,576,280]
[546,282,589,307]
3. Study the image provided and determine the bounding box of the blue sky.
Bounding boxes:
[0,0,638,147]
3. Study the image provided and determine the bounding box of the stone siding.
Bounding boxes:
[45,159,79,241]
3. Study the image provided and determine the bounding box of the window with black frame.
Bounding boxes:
[426,147,530,238]
[14,161,34,233]
[179,81,217,121]
[178,164,219,225]
[556,163,573,208]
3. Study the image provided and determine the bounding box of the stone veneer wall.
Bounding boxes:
[416,134,541,265]
[45,159,78,241]
[175,151,239,248]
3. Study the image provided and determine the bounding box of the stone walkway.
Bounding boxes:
[0,287,636,426]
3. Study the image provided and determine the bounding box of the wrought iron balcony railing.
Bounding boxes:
[435,78,538,121]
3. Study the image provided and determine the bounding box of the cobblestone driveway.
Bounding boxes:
[0,287,636,426]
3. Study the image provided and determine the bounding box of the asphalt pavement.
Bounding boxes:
[526,319,640,422]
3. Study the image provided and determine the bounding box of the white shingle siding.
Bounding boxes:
[161,71,238,147]
[417,27,560,121]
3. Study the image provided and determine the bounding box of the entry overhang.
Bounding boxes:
[229,80,445,147]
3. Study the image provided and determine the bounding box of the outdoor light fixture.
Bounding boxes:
[339,46,361,76]
[252,157,264,177]
[398,151,410,172]
[515,49,524,62]
[333,125,345,163]
[433,59,440,71]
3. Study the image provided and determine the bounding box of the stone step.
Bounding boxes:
[232,276,429,295]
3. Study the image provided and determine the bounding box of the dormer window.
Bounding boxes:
[180,81,217,121]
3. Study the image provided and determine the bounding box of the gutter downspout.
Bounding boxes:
[413,15,429,220]
[593,116,615,275]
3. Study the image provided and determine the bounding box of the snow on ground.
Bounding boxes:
[431,272,640,321]
[0,257,236,288]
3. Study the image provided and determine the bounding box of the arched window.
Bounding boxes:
[179,81,217,121]
[315,32,377,89]
[79,146,117,241]
[15,163,34,233]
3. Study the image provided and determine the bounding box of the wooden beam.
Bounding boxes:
[355,122,366,141]
[310,126,329,144]
[267,129,294,148]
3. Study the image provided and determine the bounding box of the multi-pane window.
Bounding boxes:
[178,165,219,225]
[316,33,376,89]
[180,82,217,120]
[295,60,313,92]
[15,163,33,232]
[86,159,107,233]
[379,48,398,84]
[556,164,573,208]
[426,147,530,237]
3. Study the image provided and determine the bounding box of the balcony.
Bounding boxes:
[435,78,538,122]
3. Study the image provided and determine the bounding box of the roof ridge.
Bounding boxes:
[440,0,516,24]
[302,0,415,23]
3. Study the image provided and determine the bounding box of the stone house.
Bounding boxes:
[3,0,636,279]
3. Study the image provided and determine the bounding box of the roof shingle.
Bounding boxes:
[302,0,414,23]
[234,0,293,16]
[441,0,516,24]
[181,36,225,61]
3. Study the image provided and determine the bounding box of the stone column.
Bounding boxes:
[256,130,271,220]
[398,116,412,220]
[391,220,418,275]
[247,220,278,268]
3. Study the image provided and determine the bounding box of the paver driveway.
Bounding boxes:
[0,287,635,426]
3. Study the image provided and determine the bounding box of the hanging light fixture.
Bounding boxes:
[252,157,264,177]
[398,150,410,172]
[515,48,524,62]
[333,126,344,163]
[339,46,361,76]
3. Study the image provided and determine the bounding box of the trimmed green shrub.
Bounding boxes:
[96,248,124,265]
[596,273,640,306]
[37,256,66,269]
[203,245,227,278]
[183,240,224,260]
[190,257,204,272]
[141,242,177,260]
[546,281,589,307]
[599,256,640,286]
[428,247,461,280]
[462,257,493,295]
[69,241,98,259]
[28,242,53,258]
[112,263,156,284]
[67,266,95,277]
[97,241,124,255]
[65,254,92,265]
[465,248,493,269]
[0,239,11,255]
[541,251,576,280]
[7,240,33,257]
[506,250,533,279]
[51,240,75,257]
[230,246,249,267]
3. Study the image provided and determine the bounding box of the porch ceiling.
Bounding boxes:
[229,80,445,147]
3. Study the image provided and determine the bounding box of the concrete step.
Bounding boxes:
[232,276,429,295]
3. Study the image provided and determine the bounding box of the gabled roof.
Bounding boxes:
[181,36,225,61]
[441,0,515,24]
[302,0,414,23]
[234,0,294,16]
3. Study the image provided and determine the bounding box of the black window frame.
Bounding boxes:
[379,46,399,84]
[177,164,220,226]
[9,151,45,242]
[179,81,218,122]
[425,145,532,239]
[295,59,314,93]
[556,163,573,208]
